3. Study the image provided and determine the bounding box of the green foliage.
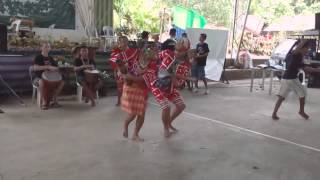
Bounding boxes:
[162,0,233,27]
[113,0,164,35]
[251,0,320,24]
[113,0,320,35]
[309,2,320,13]
[0,0,75,29]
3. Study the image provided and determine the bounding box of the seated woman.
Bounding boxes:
[33,42,64,110]
[74,46,102,106]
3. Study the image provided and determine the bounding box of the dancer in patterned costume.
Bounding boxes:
[117,36,153,142]
[143,39,186,137]
[174,36,195,89]
[109,39,125,106]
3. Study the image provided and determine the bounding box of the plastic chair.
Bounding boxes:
[47,24,55,36]
[102,26,116,51]
[298,69,306,86]
[29,66,41,107]
[102,26,114,37]
[298,69,307,97]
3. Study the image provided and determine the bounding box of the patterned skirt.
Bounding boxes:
[121,83,147,116]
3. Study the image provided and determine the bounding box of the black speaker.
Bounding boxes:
[316,13,320,30]
[0,24,7,52]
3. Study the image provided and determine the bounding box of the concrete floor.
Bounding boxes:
[1,80,320,180]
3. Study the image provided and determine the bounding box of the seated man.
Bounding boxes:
[33,42,64,110]
[74,46,102,107]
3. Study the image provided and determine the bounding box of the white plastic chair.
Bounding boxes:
[102,26,114,37]
[47,24,55,35]
[75,72,99,103]
[29,66,41,107]
[101,26,116,52]
[298,69,307,97]
[298,69,306,86]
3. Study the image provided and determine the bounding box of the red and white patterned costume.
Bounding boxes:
[143,49,185,110]
[175,61,191,87]
[175,41,191,88]
[109,48,124,93]
[117,48,149,116]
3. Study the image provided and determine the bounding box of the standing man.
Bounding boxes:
[169,28,177,42]
[272,40,320,120]
[192,33,210,95]
[152,33,162,51]
[137,31,150,50]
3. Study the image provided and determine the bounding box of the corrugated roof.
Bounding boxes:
[264,15,315,32]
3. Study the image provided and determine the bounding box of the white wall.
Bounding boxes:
[32,28,86,42]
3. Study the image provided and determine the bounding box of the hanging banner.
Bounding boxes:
[0,0,75,29]
[172,6,207,30]
[186,28,228,81]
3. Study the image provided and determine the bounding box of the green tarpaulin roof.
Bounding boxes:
[172,6,207,29]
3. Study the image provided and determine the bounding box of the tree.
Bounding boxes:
[113,0,320,35]
[162,0,233,27]
[113,0,164,34]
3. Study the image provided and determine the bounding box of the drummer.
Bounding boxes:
[74,46,101,107]
[33,42,64,110]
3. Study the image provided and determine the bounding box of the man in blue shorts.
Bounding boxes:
[192,33,210,94]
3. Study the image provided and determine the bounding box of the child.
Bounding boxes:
[109,44,124,106]
[181,33,191,50]
[175,35,192,89]
[192,33,210,95]
[272,40,320,120]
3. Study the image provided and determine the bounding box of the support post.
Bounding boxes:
[235,0,252,64]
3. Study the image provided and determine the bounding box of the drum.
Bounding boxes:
[84,70,101,98]
[41,71,62,105]
[84,69,99,84]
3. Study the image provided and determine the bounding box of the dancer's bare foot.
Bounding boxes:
[85,98,89,103]
[272,114,279,120]
[91,100,96,107]
[169,125,178,133]
[123,130,128,138]
[132,135,144,142]
[299,111,309,120]
[164,129,172,138]
[50,101,62,108]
